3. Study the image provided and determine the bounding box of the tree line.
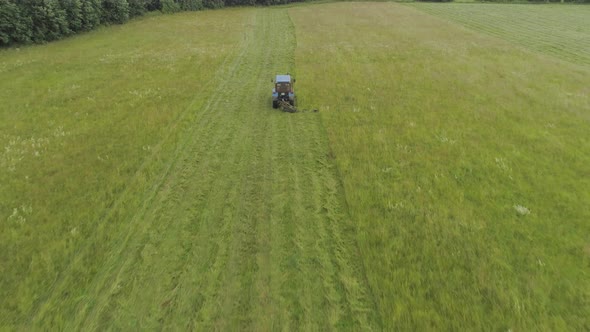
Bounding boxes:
[3,0,587,47]
[0,0,302,47]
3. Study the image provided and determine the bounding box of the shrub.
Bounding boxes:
[160,0,180,13]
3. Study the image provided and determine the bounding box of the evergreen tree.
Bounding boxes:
[177,0,203,11]
[45,0,70,39]
[146,0,161,11]
[81,0,101,30]
[160,0,179,13]
[101,0,129,24]
[21,0,69,43]
[202,0,223,8]
[127,0,147,17]
[59,0,83,33]
[0,0,32,46]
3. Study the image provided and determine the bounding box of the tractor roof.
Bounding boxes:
[276,75,291,83]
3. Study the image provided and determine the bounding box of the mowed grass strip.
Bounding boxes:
[1,6,379,330]
[0,9,253,327]
[291,2,590,330]
[53,8,378,330]
[411,3,590,66]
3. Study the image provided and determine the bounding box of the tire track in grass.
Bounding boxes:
[36,7,380,330]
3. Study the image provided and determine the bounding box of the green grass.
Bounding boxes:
[410,3,590,66]
[2,2,590,330]
[291,2,590,330]
[1,6,377,330]
[0,8,251,327]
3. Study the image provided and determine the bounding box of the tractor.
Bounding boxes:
[272,74,296,109]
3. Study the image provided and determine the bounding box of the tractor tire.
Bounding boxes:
[272,100,278,109]
[289,100,294,107]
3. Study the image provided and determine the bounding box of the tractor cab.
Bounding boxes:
[272,74,296,108]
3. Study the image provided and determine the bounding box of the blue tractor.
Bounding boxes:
[272,74,296,109]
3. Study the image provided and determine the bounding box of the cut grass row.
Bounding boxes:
[2,2,590,330]
[0,9,250,326]
[410,3,590,66]
[291,2,590,330]
[1,6,378,330]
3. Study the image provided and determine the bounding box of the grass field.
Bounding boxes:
[1,2,590,330]
[293,3,590,329]
[411,3,590,66]
[1,7,379,330]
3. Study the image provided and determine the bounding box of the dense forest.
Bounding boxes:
[0,0,303,47]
